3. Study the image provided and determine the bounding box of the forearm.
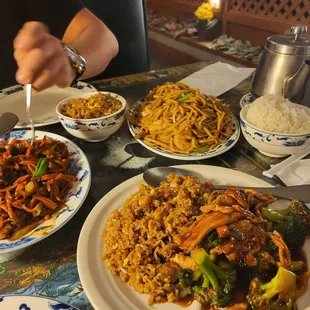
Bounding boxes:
[62,9,119,80]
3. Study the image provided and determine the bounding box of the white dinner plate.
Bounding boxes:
[76,164,310,310]
[0,130,91,254]
[0,82,97,128]
[0,295,80,310]
[128,99,240,161]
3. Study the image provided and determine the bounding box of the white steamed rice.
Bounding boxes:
[244,95,310,134]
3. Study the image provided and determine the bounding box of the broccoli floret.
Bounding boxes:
[247,266,297,310]
[261,200,310,249]
[291,199,310,216]
[177,269,193,294]
[177,249,237,307]
[192,283,234,307]
[204,230,228,250]
[191,285,209,304]
[190,248,237,307]
[244,252,277,283]
[266,236,278,254]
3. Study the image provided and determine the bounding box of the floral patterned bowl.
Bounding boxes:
[56,92,126,142]
[240,104,310,158]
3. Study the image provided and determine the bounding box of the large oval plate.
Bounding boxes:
[128,99,240,160]
[0,130,91,254]
[76,164,310,310]
[0,82,97,128]
[0,295,80,310]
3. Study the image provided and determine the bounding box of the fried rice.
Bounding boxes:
[62,92,122,119]
[102,174,213,304]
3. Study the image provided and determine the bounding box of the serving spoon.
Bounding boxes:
[143,167,310,202]
[0,112,19,138]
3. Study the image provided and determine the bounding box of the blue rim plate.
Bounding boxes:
[0,295,80,310]
[240,93,255,108]
[128,99,240,161]
[0,130,91,254]
[0,82,97,128]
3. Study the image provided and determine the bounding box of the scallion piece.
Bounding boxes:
[177,92,194,103]
[33,158,49,177]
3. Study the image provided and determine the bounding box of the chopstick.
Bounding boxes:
[262,144,310,179]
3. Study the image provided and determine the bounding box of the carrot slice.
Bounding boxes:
[33,195,57,211]
[216,225,230,238]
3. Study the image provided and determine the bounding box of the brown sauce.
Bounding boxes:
[175,295,195,307]
[292,248,310,297]
[291,247,308,270]
[176,288,248,310]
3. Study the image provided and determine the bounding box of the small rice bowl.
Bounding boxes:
[244,95,310,134]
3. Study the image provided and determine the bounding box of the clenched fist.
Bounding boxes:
[14,22,76,92]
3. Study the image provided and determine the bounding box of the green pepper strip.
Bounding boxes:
[177,92,194,103]
[33,158,49,177]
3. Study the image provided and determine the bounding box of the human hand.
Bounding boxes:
[13,22,76,92]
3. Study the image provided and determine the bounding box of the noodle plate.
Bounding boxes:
[135,82,232,154]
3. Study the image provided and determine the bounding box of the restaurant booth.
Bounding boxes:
[147,0,310,67]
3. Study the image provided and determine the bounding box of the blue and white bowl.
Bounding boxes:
[56,92,127,142]
[240,104,310,157]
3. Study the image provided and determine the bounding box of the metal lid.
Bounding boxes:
[266,24,310,55]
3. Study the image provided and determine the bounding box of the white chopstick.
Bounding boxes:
[262,144,310,178]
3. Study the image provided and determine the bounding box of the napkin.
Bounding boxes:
[276,159,310,186]
[181,62,255,96]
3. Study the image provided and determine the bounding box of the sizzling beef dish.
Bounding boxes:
[0,137,77,240]
[102,174,310,309]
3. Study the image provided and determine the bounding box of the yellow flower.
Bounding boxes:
[202,3,212,10]
[205,10,214,21]
[194,2,214,21]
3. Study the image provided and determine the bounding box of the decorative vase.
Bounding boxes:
[197,20,221,42]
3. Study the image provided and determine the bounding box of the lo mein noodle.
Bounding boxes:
[135,82,232,153]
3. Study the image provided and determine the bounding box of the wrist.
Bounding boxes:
[68,65,77,86]
[63,45,86,84]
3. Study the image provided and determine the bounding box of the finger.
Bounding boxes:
[13,22,49,50]
[31,50,75,91]
[13,49,27,67]
[31,54,65,92]
[15,37,62,84]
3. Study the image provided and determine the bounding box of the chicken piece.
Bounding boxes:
[207,189,225,204]
[211,240,235,254]
[207,187,248,209]
[224,187,249,209]
[208,194,237,207]
[201,203,242,214]
[268,231,291,269]
[171,253,198,271]
[173,209,250,250]
[245,189,276,205]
